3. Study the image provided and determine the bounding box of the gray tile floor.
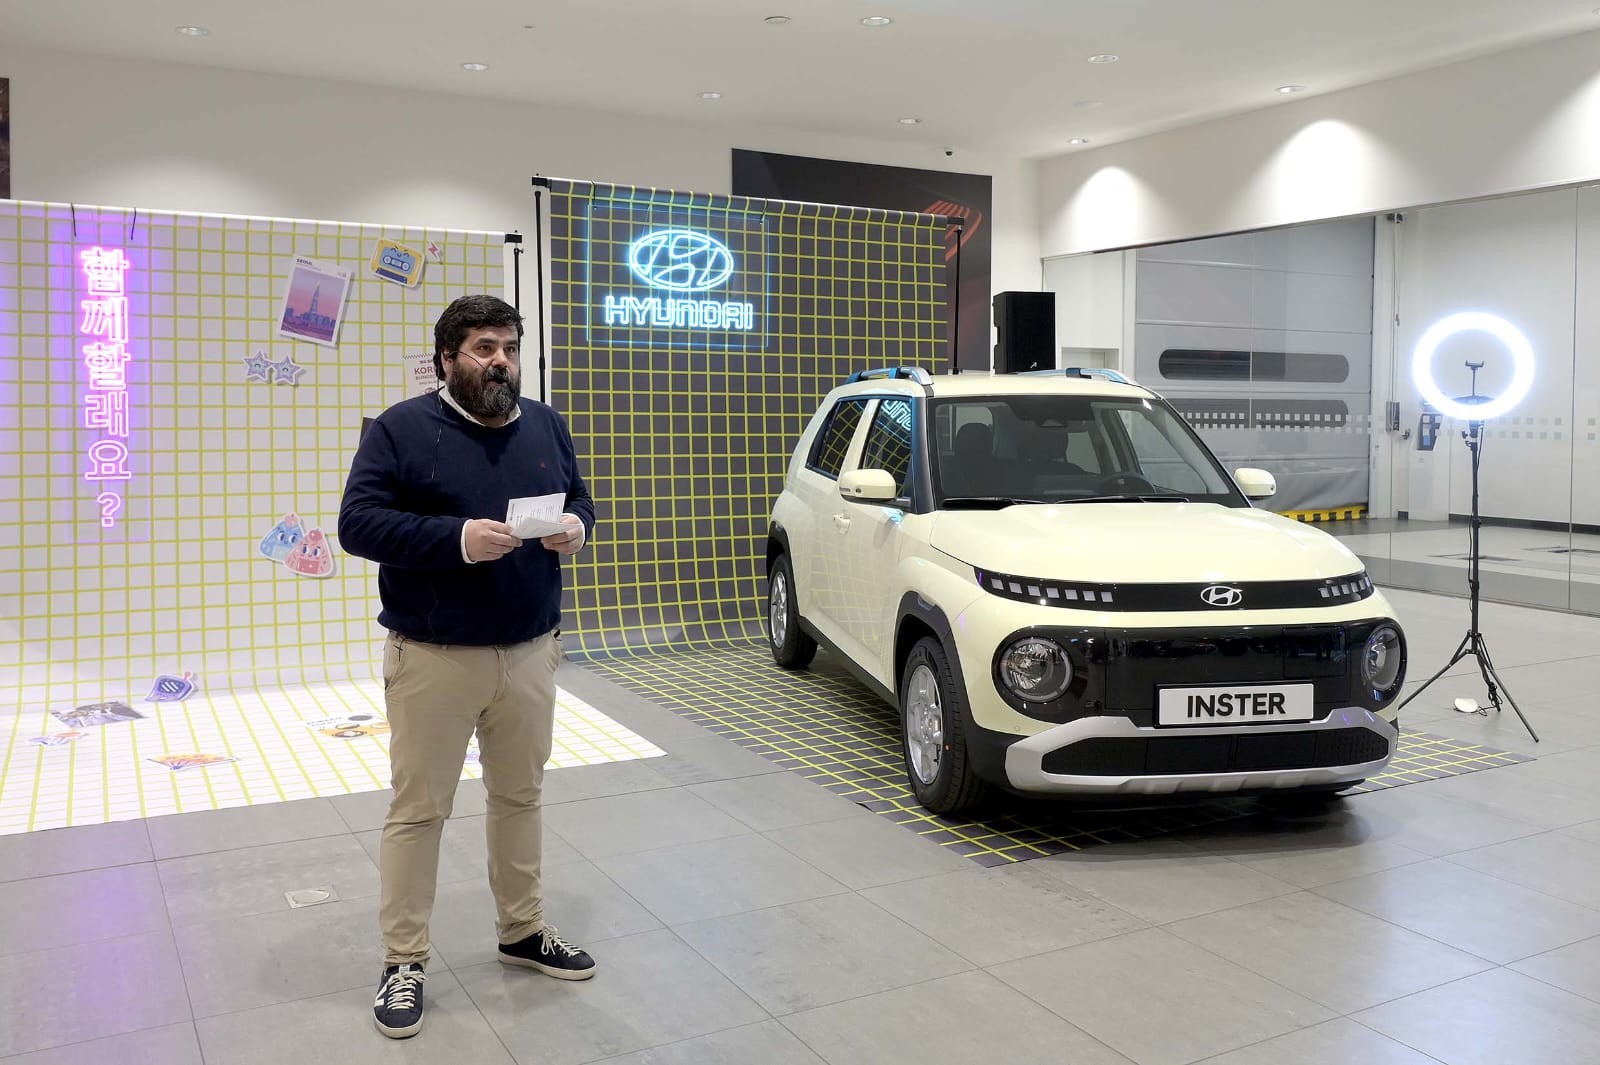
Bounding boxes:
[2,588,1599,1065]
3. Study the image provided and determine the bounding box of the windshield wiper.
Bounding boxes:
[940,496,1050,509]
[1049,494,1190,504]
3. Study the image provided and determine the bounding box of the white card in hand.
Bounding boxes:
[506,493,569,538]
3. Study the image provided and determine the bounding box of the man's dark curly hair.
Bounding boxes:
[433,295,524,378]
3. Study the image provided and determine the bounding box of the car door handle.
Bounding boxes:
[832,513,851,531]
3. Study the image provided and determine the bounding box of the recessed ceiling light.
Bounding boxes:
[1087,53,1119,64]
[1072,99,1103,109]
[698,91,723,100]
[898,117,921,125]
[461,62,490,71]
[174,25,209,37]
[1276,84,1307,94]
[765,15,792,25]
[1068,138,1092,146]
[861,15,893,26]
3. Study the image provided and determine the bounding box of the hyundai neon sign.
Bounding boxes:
[602,228,755,331]
[626,229,734,291]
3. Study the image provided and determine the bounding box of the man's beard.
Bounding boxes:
[453,365,520,420]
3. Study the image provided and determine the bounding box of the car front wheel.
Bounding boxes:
[900,636,988,815]
[767,554,817,670]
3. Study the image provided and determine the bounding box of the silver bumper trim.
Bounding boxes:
[1002,707,1396,796]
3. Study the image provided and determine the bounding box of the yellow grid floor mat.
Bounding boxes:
[0,680,665,836]
[585,640,1532,866]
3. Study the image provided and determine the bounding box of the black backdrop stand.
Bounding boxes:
[1396,363,1539,741]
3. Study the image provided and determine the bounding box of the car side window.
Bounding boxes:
[807,398,868,479]
[857,398,914,496]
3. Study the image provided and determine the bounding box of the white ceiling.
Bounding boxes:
[3,0,1597,158]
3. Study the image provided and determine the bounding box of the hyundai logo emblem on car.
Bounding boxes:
[626,229,735,292]
[1200,585,1244,607]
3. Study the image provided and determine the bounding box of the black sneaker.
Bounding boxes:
[498,926,596,980]
[373,963,426,1038]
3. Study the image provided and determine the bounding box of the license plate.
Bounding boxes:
[1156,683,1314,727]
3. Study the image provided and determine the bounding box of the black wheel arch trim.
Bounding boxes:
[895,591,1015,787]
[766,523,791,569]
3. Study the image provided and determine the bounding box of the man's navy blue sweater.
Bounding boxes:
[337,392,595,646]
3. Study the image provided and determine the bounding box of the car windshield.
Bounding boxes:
[930,394,1246,507]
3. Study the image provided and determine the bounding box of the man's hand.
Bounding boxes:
[541,513,586,555]
[465,519,522,562]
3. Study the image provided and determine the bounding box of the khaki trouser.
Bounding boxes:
[378,630,561,967]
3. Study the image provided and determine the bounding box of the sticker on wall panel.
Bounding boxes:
[403,350,440,397]
[278,256,352,348]
[27,731,88,747]
[284,527,337,578]
[260,513,305,561]
[242,350,274,383]
[147,753,238,772]
[371,239,425,287]
[426,240,444,263]
[145,671,196,703]
[272,352,307,386]
[52,702,143,729]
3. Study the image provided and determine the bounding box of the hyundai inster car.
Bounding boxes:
[765,366,1405,815]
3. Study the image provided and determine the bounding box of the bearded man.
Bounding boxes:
[338,294,597,1039]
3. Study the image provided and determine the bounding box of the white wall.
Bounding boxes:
[0,43,1039,309]
[1394,188,1587,527]
[1040,251,1128,364]
[1036,29,1600,256]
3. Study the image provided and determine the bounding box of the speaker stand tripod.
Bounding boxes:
[1396,366,1538,742]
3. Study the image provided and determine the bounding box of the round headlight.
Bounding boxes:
[1361,624,1405,698]
[999,637,1073,703]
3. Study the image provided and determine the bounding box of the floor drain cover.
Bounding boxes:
[285,887,338,908]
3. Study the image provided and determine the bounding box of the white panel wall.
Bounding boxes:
[1040,251,1127,362]
[1394,188,1581,525]
[1036,29,1600,257]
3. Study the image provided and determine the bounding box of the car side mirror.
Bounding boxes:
[839,468,899,502]
[1234,467,1277,499]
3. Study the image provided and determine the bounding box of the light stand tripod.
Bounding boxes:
[1396,361,1539,741]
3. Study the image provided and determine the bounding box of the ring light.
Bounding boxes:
[1411,312,1534,421]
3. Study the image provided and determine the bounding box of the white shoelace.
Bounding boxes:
[380,967,425,1011]
[540,927,582,959]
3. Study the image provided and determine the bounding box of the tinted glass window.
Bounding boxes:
[1158,349,1349,383]
[931,394,1243,506]
[808,399,867,479]
[858,398,914,495]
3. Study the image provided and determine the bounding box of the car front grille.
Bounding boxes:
[1039,727,1392,777]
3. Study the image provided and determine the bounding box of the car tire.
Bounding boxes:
[767,554,817,670]
[900,636,988,815]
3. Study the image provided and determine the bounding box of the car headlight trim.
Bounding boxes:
[1360,623,1405,699]
[999,636,1074,703]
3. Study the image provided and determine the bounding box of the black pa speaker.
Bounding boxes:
[993,291,1056,373]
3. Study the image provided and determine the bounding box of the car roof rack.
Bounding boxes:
[1019,367,1138,385]
[845,366,933,385]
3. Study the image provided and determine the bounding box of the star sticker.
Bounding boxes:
[242,351,273,382]
[272,354,306,386]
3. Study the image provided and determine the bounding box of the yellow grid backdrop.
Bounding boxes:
[545,180,951,657]
[0,199,503,703]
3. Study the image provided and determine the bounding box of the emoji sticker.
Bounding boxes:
[284,527,337,578]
